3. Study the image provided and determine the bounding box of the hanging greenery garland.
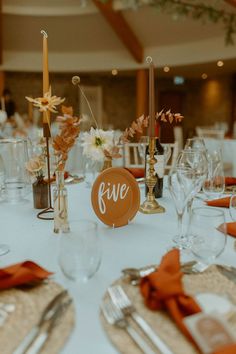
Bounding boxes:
[99,0,236,45]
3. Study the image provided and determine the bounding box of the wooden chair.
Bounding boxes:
[123,143,143,168]
[162,141,179,174]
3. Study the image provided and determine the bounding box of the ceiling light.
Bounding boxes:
[111,69,118,76]
[217,60,224,67]
[163,66,170,73]
[201,73,208,80]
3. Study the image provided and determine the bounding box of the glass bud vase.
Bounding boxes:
[53,171,70,234]
[101,157,112,172]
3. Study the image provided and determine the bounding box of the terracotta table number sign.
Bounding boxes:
[91,167,140,227]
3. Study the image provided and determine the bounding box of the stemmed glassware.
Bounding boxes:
[138,136,149,163]
[168,149,208,249]
[202,149,225,199]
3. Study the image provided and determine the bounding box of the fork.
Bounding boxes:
[108,286,174,354]
[101,299,156,354]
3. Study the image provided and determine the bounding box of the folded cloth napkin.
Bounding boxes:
[125,167,145,179]
[214,344,236,354]
[140,249,236,353]
[206,197,230,208]
[0,261,52,290]
[140,249,201,341]
[225,222,236,237]
[225,177,236,186]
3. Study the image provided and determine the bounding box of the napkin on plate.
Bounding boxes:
[0,261,52,290]
[206,197,230,208]
[225,177,236,186]
[140,249,236,353]
[140,249,201,341]
[124,167,145,179]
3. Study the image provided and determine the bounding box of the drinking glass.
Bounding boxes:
[185,137,206,152]
[190,207,227,265]
[0,138,30,203]
[138,136,149,163]
[58,220,102,282]
[168,166,195,249]
[229,188,236,221]
[203,149,225,199]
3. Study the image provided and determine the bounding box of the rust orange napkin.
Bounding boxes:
[140,249,236,354]
[213,344,236,354]
[125,167,145,179]
[0,261,52,290]
[225,222,236,238]
[140,249,201,341]
[206,197,230,208]
[225,177,236,186]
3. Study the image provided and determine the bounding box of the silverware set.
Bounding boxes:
[101,285,174,354]
[13,290,72,354]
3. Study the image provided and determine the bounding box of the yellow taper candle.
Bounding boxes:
[41,30,50,125]
[147,57,155,138]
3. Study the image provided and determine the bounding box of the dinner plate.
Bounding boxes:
[91,167,140,227]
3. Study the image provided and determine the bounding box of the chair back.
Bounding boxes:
[162,142,179,173]
[123,143,143,168]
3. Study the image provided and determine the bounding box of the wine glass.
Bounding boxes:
[138,136,149,163]
[190,207,227,267]
[168,165,195,249]
[185,137,206,152]
[203,149,225,199]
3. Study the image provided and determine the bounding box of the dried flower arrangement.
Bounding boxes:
[25,154,46,182]
[52,105,80,171]
[81,110,183,163]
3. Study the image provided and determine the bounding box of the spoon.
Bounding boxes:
[122,261,197,285]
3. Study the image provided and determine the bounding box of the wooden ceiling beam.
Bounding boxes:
[93,0,143,63]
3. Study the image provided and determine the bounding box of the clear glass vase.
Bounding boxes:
[101,156,112,171]
[53,171,70,234]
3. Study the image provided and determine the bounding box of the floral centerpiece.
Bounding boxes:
[52,105,81,233]
[81,111,183,169]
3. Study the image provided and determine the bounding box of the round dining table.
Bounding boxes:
[0,179,236,354]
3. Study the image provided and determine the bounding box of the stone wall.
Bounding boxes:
[4,71,234,139]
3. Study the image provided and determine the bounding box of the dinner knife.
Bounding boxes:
[13,290,68,354]
[24,297,72,354]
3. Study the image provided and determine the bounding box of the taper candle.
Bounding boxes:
[41,30,50,126]
[147,57,155,137]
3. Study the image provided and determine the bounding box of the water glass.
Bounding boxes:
[190,207,227,264]
[58,220,102,282]
[185,137,206,152]
[0,138,30,203]
[203,149,225,199]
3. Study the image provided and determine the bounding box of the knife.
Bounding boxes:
[13,290,68,354]
[24,297,72,354]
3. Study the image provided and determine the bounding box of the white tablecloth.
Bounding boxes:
[0,182,236,354]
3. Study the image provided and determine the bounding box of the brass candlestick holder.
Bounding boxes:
[139,136,165,214]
